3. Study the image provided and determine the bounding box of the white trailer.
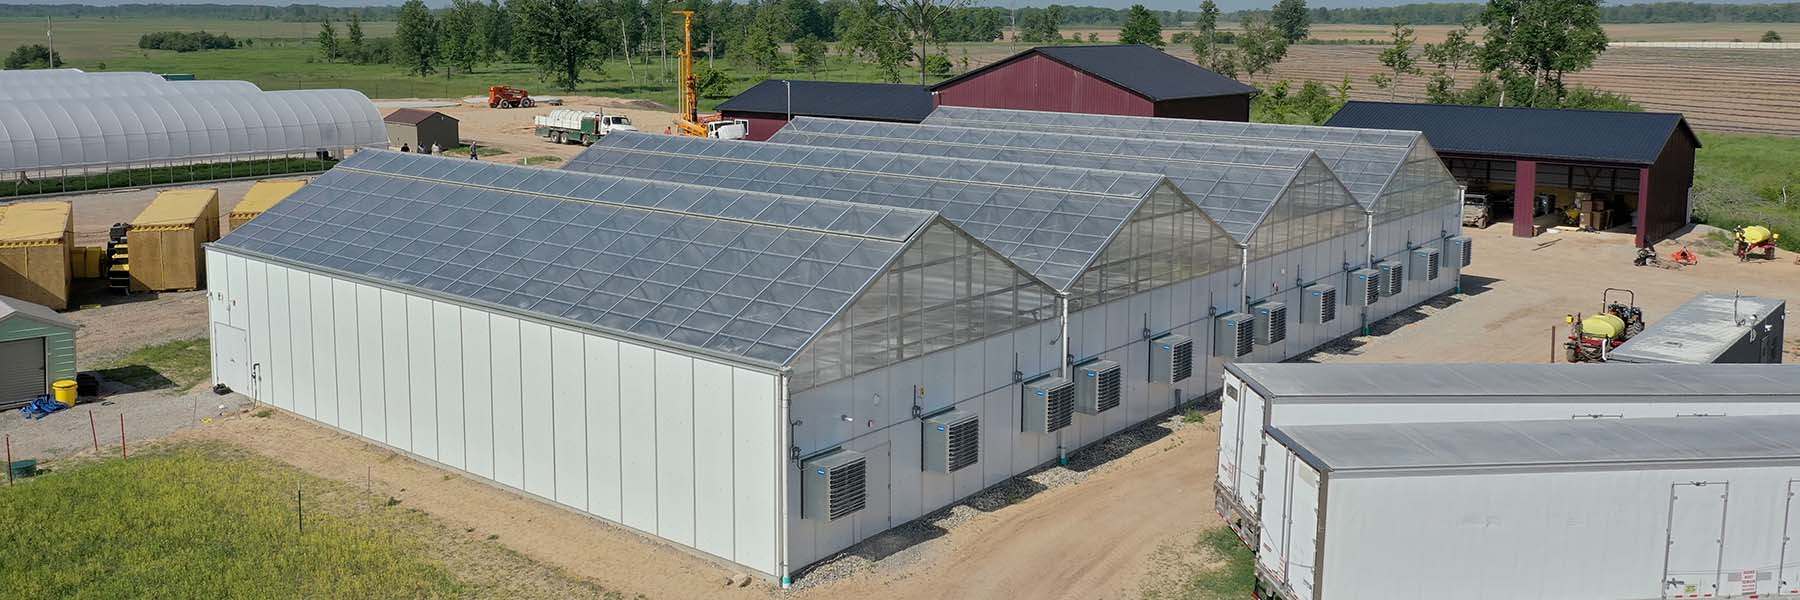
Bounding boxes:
[1217,363,1800,548]
[1255,415,1800,600]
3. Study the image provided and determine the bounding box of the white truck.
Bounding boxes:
[1217,363,1800,550]
[534,109,638,145]
[1256,415,1800,600]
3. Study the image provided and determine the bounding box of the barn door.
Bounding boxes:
[1663,482,1729,599]
[1779,481,1800,597]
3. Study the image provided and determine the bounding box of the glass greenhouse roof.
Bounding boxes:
[771,117,1349,244]
[567,131,1216,291]
[924,106,1426,211]
[216,150,1055,369]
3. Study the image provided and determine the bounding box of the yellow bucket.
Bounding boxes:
[53,379,77,407]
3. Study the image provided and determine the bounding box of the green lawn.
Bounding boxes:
[95,337,211,392]
[1692,132,1800,251]
[0,443,464,600]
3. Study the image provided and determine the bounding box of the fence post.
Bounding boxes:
[5,433,12,486]
[119,413,127,459]
[90,410,99,452]
[1551,326,1557,363]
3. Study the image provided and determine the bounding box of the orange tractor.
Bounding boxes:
[487,85,535,109]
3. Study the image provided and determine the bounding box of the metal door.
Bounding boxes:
[1780,481,1800,597]
[1663,482,1729,599]
[212,323,250,393]
[0,337,47,406]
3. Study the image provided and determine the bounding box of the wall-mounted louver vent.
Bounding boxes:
[1304,284,1337,324]
[1448,236,1472,268]
[1378,261,1404,297]
[1214,314,1253,358]
[1411,248,1440,281]
[802,450,868,521]
[1349,269,1379,306]
[1076,360,1122,414]
[923,410,980,473]
[1254,302,1287,345]
[1022,376,1075,434]
[1151,334,1194,383]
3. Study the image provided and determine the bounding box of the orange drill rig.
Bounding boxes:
[671,10,749,139]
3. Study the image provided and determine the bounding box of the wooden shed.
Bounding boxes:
[384,108,460,152]
[0,293,77,409]
[227,179,308,232]
[0,202,74,310]
[128,188,219,292]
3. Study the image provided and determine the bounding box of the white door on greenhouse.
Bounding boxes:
[212,323,250,394]
[1663,482,1728,599]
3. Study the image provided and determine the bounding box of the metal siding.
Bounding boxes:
[981,387,1014,487]
[407,295,438,461]
[356,284,385,440]
[732,368,777,575]
[935,54,1157,116]
[719,111,790,141]
[332,279,362,436]
[379,289,409,447]
[585,335,623,521]
[266,264,292,410]
[692,359,736,560]
[618,343,658,532]
[245,259,269,401]
[310,274,338,427]
[287,269,315,419]
[655,351,697,546]
[551,326,588,510]
[1151,95,1251,121]
[488,314,524,489]
[518,321,555,499]
[227,254,249,330]
[461,308,494,479]
[435,302,466,470]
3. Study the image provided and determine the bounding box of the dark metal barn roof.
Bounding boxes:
[1324,101,1699,166]
[717,80,934,123]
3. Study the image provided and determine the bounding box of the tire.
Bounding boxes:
[1565,345,1582,363]
[1768,246,1778,260]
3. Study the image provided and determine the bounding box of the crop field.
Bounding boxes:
[0,17,397,63]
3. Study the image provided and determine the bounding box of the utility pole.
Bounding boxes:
[46,16,54,68]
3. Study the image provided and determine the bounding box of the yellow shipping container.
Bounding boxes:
[128,189,220,292]
[227,179,308,232]
[0,201,74,309]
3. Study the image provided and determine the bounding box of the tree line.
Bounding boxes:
[0,4,400,21]
[139,31,243,52]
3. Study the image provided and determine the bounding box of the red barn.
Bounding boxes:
[931,44,1256,121]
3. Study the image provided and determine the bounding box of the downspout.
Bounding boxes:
[1364,211,1375,268]
[1057,294,1070,466]
[777,372,793,588]
[1239,245,1251,313]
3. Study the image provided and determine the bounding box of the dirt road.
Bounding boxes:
[409,94,680,163]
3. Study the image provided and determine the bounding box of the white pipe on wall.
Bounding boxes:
[1365,211,1376,267]
[777,372,792,588]
[1239,246,1251,313]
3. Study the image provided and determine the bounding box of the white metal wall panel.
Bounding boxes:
[309,275,337,427]
[655,353,697,546]
[356,285,385,439]
[518,322,555,500]
[331,279,361,437]
[226,254,249,330]
[488,315,524,489]
[287,269,315,418]
[980,387,1015,487]
[618,344,658,532]
[245,259,271,400]
[434,303,466,470]
[461,310,494,480]
[379,289,411,450]
[731,368,778,575]
[692,360,736,560]
[406,296,438,461]
[551,327,588,511]
[265,264,292,410]
[585,336,623,521]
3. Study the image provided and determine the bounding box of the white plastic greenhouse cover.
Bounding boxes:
[0,79,263,101]
[0,89,386,172]
[0,69,167,85]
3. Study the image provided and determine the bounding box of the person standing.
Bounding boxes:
[399,143,410,153]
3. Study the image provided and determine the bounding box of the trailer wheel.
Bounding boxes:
[1768,246,1778,260]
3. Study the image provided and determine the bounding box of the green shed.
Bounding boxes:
[0,294,76,409]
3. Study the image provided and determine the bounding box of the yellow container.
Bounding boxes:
[53,379,77,406]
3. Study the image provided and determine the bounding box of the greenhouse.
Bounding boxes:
[0,79,262,101]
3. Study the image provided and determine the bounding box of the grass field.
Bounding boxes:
[0,442,464,599]
[1692,132,1800,251]
[94,337,211,392]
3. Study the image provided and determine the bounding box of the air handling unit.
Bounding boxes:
[1447,236,1472,268]
[802,450,868,522]
[1410,247,1440,281]
[1022,376,1075,434]
[1303,285,1336,324]
[1253,302,1287,345]
[1377,261,1404,297]
[1075,360,1122,414]
[1151,334,1194,383]
[922,410,980,473]
[1348,269,1379,307]
[1215,314,1252,358]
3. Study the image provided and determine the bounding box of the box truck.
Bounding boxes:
[1218,363,1800,548]
[1255,415,1800,600]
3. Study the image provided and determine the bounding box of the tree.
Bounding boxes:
[1253,78,1349,124]
[394,0,439,76]
[1270,0,1311,43]
[1018,5,1063,44]
[3,44,61,69]
[484,0,511,61]
[1761,30,1783,43]
[1087,32,1100,42]
[317,18,340,63]
[1369,22,1421,100]
[1421,22,1475,103]
[694,63,732,98]
[795,35,826,76]
[440,0,490,75]
[883,0,973,84]
[1477,0,1608,106]
[744,8,787,73]
[1192,0,1222,70]
[346,13,366,64]
[511,0,601,89]
[1118,4,1164,48]
[1235,13,1288,78]
[925,53,952,76]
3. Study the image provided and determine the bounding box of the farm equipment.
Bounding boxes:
[1563,288,1646,363]
[534,109,637,145]
[487,85,535,109]
[1733,225,1779,261]
[670,10,749,140]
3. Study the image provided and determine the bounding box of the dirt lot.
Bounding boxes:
[405,95,681,163]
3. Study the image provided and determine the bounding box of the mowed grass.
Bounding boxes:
[96,337,211,392]
[0,17,396,62]
[0,442,463,600]
[1692,132,1800,251]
